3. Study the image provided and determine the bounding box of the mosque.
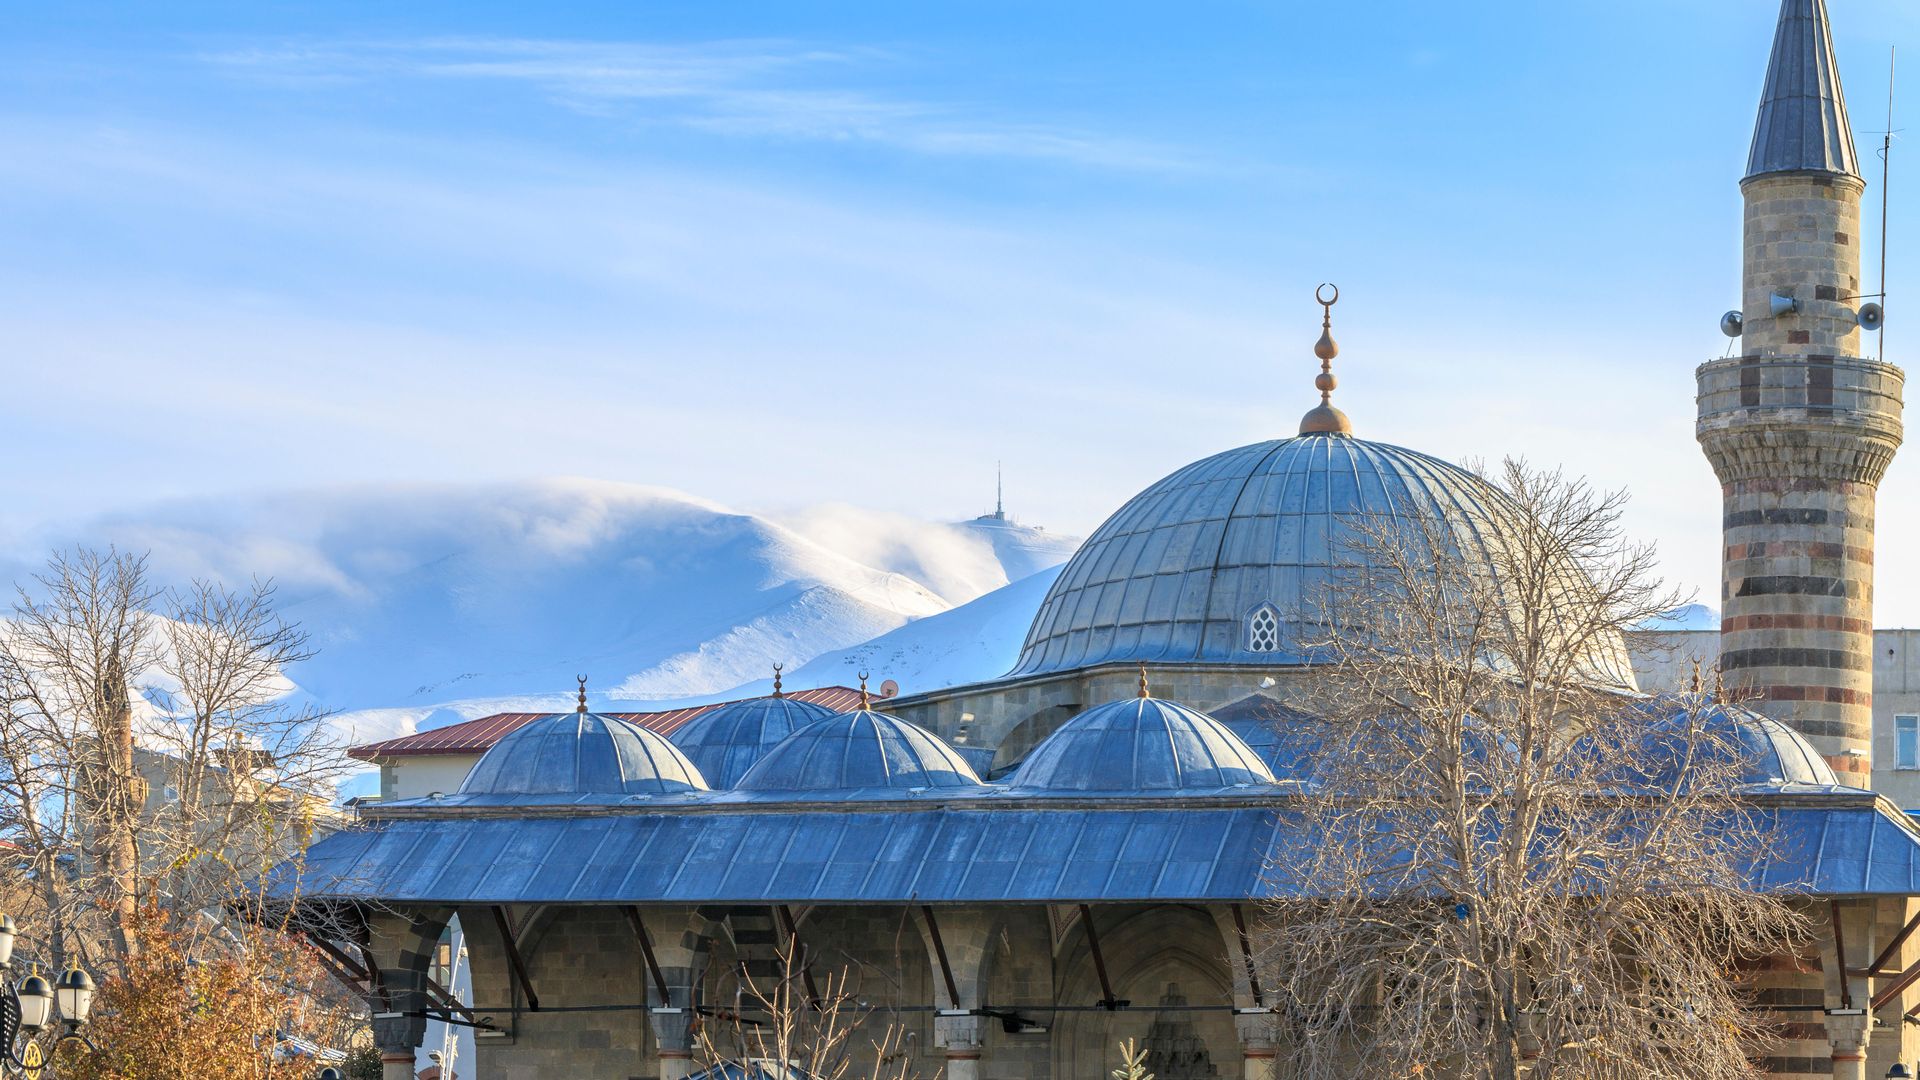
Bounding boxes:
[277,3,1920,1079]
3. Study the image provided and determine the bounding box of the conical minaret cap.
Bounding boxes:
[1746,0,1860,180]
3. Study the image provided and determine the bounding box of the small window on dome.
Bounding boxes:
[1247,604,1281,654]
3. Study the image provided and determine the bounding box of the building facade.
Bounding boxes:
[279,4,1920,1080]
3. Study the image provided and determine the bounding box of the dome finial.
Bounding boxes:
[1299,284,1353,437]
[858,670,871,710]
[576,674,589,714]
[1689,660,1704,695]
[772,662,785,699]
[1137,662,1150,699]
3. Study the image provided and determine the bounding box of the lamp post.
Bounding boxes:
[0,915,96,1076]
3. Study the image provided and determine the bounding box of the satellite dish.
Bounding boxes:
[1860,302,1885,331]
[1720,310,1744,338]
[879,679,899,699]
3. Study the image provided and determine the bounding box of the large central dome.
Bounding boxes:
[1011,432,1636,687]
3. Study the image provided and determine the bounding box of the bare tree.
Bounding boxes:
[1258,460,1806,1080]
[697,933,928,1080]
[0,548,346,971]
[0,548,156,966]
[144,577,346,924]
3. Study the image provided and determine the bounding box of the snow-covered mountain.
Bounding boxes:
[791,564,1063,694]
[23,479,1079,751]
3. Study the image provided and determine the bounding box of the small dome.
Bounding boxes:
[460,712,707,797]
[734,711,983,793]
[1212,696,1325,784]
[669,696,839,788]
[1583,700,1839,790]
[1009,697,1276,793]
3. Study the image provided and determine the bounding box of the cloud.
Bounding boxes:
[198,37,1187,170]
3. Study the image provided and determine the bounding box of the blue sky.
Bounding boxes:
[5,1,1920,617]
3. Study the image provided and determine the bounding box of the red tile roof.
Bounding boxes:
[348,686,872,761]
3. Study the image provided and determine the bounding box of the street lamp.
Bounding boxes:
[0,916,97,1077]
[53,970,92,1032]
[14,976,51,1034]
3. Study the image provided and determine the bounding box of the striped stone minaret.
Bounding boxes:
[1697,0,1903,788]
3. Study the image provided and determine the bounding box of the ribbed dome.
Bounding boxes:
[1011,434,1636,689]
[1589,700,1840,790]
[1212,696,1325,784]
[460,712,707,797]
[734,711,983,793]
[669,696,839,788]
[1008,697,1275,793]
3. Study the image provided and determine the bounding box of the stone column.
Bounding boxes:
[1823,900,1876,1080]
[935,1012,987,1080]
[915,908,995,1078]
[640,909,715,1080]
[364,908,451,1080]
[649,1009,696,1080]
[1826,1011,1870,1080]
[1233,1012,1276,1080]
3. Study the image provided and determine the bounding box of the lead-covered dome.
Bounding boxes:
[1011,434,1636,689]
[460,712,707,798]
[734,710,983,794]
[1585,700,1841,790]
[1008,697,1275,793]
[669,696,839,788]
[1212,696,1326,784]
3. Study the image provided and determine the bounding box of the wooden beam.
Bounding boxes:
[425,973,476,1022]
[1832,899,1853,1011]
[1871,954,1920,1012]
[776,904,820,1008]
[1079,904,1128,1011]
[304,931,369,981]
[1870,909,1920,975]
[312,951,368,995]
[624,906,673,1007]
[921,906,962,1009]
[1230,904,1265,1009]
[492,906,541,1012]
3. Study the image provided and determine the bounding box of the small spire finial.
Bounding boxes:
[576,675,589,714]
[858,670,871,710]
[1689,660,1704,695]
[772,662,785,699]
[1298,284,1353,436]
[1713,666,1726,704]
[1137,662,1150,699]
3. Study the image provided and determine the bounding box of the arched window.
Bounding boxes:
[1247,604,1281,653]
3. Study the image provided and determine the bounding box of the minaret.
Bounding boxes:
[1697,0,1903,786]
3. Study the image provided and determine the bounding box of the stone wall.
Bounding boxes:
[464,905,652,1080]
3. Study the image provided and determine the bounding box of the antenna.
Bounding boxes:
[1880,47,1896,364]
[995,461,1005,520]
